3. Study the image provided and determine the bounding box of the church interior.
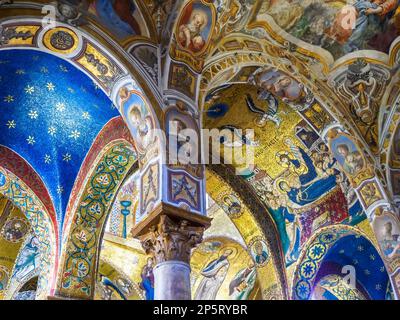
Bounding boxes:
[0,0,400,301]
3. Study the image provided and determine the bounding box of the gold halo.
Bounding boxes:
[275,177,290,194]
[275,151,294,168]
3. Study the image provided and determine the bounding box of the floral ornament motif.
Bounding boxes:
[112,154,128,166]
[95,173,111,187]
[59,143,136,299]
[307,243,327,261]
[88,201,103,217]
[300,260,317,279]
[76,260,90,278]
[295,280,311,300]
[319,232,337,244]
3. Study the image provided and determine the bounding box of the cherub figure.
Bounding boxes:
[178,10,207,52]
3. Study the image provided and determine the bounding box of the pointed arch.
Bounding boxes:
[57,140,137,299]
[206,164,288,299]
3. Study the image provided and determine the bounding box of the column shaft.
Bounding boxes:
[154,261,191,300]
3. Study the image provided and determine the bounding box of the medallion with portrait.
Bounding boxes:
[328,133,366,178]
[171,0,216,71]
[120,89,158,163]
[249,237,270,268]
[1,218,29,243]
[372,209,400,272]
[218,191,243,219]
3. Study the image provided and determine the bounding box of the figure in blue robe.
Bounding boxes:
[269,206,301,266]
[286,147,318,186]
[140,258,154,300]
[13,237,39,281]
[346,1,380,50]
[280,174,337,206]
[280,145,337,206]
[343,0,399,53]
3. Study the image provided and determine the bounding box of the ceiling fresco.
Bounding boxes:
[48,0,151,40]
[87,0,142,38]
[258,0,400,60]
[0,49,120,228]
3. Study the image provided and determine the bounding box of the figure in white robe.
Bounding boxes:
[194,249,233,300]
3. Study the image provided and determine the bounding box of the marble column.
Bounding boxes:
[136,211,209,300]
[153,261,191,300]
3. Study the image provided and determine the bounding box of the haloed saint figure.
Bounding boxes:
[194,249,233,300]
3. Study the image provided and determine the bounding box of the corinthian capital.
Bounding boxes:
[139,214,205,264]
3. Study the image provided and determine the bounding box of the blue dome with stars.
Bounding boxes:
[315,235,390,300]
[0,49,120,230]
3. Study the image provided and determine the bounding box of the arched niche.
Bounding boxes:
[311,274,367,300]
[12,276,39,301]
[206,166,288,300]
[292,225,392,300]
[95,258,143,301]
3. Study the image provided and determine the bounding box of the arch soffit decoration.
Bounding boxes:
[0,167,57,300]
[206,164,288,300]
[62,116,136,236]
[0,146,58,239]
[57,140,137,299]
